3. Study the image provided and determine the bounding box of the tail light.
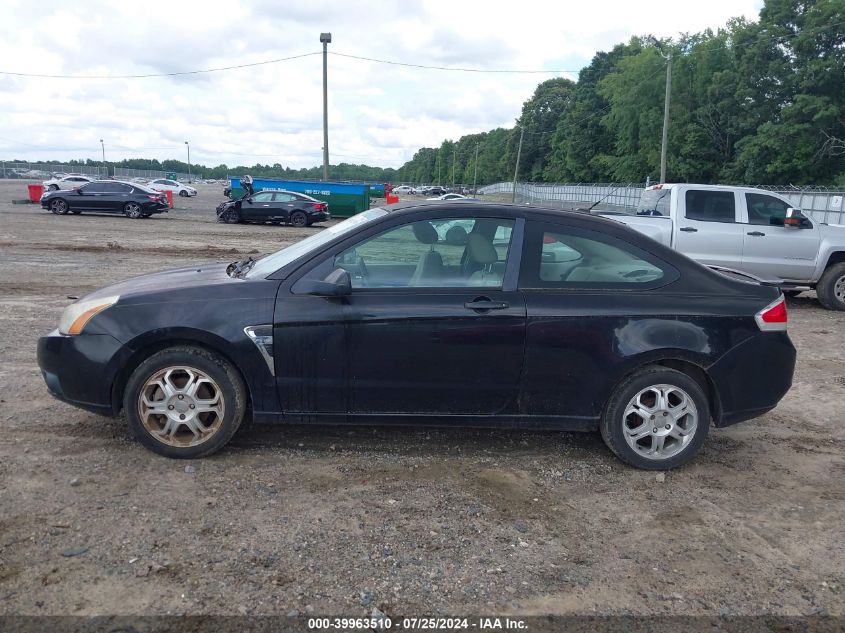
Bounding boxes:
[147,195,161,201]
[314,202,328,211]
[755,296,787,332]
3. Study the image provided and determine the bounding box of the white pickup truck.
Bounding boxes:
[598,183,845,310]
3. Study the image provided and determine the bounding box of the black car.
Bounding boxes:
[40,181,169,218]
[37,202,795,469]
[216,190,330,227]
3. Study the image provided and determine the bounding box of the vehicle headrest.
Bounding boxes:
[444,225,468,246]
[466,233,498,265]
[412,222,439,245]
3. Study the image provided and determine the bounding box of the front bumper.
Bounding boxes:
[37,330,131,416]
[708,332,796,427]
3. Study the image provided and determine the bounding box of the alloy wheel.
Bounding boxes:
[50,199,67,214]
[125,202,142,219]
[835,274,845,303]
[138,366,225,448]
[621,384,698,460]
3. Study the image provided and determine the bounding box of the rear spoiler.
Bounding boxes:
[706,265,783,287]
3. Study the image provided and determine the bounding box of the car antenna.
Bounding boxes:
[580,184,625,212]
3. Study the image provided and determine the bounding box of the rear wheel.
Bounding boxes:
[290,211,307,227]
[124,202,143,219]
[123,346,247,459]
[816,263,845,311]
[600,367,710,470]
[49,199,68,214]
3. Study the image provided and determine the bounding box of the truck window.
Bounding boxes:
[685,191,736,223]
[636,189,671,216]
[746,193,790,226]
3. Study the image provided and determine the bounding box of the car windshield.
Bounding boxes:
[246,208,389,278]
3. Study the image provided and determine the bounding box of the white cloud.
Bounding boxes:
[0,0,763,169]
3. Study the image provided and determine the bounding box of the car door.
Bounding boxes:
[75,182,105,210]
[740,191,820,281]
[242,192,275,221]
[104,182,132,212]
[272,192,296,222]
[517,220,680,425]
[275,211,527,418]
[674,188,744,268]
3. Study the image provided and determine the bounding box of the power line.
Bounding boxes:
[0,52,321,79]
[330,51,580,74]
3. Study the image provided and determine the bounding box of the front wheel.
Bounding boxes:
[48,184,59,191]
[124,202,143,219]
[179,189,189,197]
[816,263,845,311]
[600,367,710,470]
[123,346,247,458]
[49,199,68,214]
[290,211,307,227]
[218,209,240,224]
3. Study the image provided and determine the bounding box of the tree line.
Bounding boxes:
[398,0,845,187]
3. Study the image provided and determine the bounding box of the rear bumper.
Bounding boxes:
[143,201,169,214]
[309,211,330,222]
[37,330,131,416]
[708,332,796,427]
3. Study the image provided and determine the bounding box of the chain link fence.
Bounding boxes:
[0,162,106,178]
[479,182,845,224]
[113,167,195,182]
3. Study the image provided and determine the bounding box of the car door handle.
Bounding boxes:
[464,299,509,311]
[679,227,698,233]
[747,231,766,236]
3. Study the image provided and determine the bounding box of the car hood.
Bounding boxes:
[82,263,238,303]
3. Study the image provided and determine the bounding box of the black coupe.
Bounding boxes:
[216,190,330,227]
[40,181,169,218]
[37,201,795,469]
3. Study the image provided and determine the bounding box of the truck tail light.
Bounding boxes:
[755,296,787,332]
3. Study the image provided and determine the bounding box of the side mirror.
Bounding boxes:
[784,207,807,228]
[76,188,84,194]
[296,268,351,297]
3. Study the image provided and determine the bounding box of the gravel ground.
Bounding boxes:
[0,180,843,618]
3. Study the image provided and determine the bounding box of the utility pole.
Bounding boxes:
[436,150,441,185]
[659,53,672,183]
[99,139,105,176]
[511,126,524,204]
[451,146,457,187]
[320,32,332,181]
[184,141,191,182]
[472,143,479,193]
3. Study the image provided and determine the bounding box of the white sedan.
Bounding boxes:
[426,193,469,201]
[392,185,418,195]
[148,178,197,197]
[42,175,93,191]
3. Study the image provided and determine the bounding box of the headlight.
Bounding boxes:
[59,295,120,335]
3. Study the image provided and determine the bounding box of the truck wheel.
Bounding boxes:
[817,262,845,311]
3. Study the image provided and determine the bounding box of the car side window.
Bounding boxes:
[252,192,274,202]
[684,190,736,223]
[333,217,515,289]
[273,193,294,202]
[520,223,670,289]
[746,193,791,226]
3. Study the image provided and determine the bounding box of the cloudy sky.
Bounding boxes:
[0,0,764,171]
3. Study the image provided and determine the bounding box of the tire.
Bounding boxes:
[123,346,247,459]
[290,211,307,227]
[218,209,240,224]
[48,184,59,191]
[49,198,68,215]
[179,189,189,197]
[816,262,845,311]
[600,366,710,470]
[124,202,143,219]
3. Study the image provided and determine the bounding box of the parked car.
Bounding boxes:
[427,193,472,201]
[148,178,197,197]
[426,186,448,196]
[42,174,93,191]
[40,180,169,218]
[602,183,845,310]
[216,190,330,227]
[37,201,795,468]
[392,185,418,195]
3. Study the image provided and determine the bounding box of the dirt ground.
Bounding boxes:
[0,179,843,619]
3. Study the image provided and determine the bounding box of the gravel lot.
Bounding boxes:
[0,179,843,618]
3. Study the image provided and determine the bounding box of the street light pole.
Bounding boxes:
[320,32,332,181]
[472,143,479,193]
[184,141,191,182]
[659,53,672,183]
[100,139,105,176]
[511,126,524,204]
